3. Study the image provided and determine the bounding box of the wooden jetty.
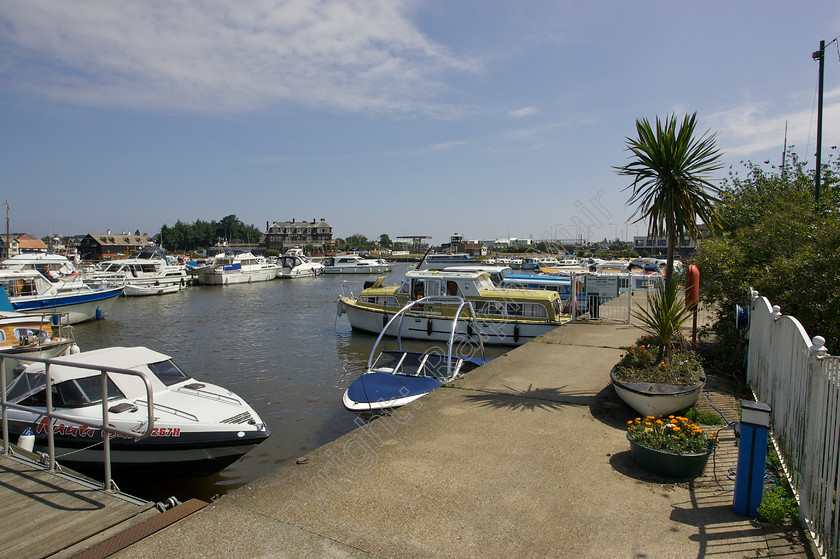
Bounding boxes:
[0,449,193,559]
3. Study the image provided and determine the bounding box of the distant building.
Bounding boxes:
[78,232,154,261]
[632,233,703,258]
[265,218,334,255]
[0,233,47,258]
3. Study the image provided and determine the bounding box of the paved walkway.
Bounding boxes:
[112,321,815,558]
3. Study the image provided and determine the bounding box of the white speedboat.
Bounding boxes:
[0,269,123,324]
[90,247,187,295]
[277,249,324,278]
[337,269,569,346]
[2,346,271,475]
[342,296,489,416]
[193,250,279,285]
[321,255,393,274]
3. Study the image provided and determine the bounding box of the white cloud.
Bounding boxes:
[707,88,840,158]
[0,0,479,114]
[509,106,537,118]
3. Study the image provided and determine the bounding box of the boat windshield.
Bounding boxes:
[6,371,125,408]
[147,359,191,386]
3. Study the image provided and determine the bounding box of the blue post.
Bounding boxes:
[733,400,772,517]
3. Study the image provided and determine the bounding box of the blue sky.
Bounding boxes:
[1,1,839,246]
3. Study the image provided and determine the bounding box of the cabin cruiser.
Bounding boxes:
[277,249,325,278]
[321,254,392,274]
[337,269,569,346]
[192,250,279,285]
[0,269,122,324]
[0,309,79,384]
[2,252,80,282]
[89,247,187,295]
[2,346,270,475]
[343,296,490,416]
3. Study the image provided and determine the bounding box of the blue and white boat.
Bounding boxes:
[342,295,490,416]
[0,269,123,324]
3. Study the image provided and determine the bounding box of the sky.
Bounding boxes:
[1,1,839,247]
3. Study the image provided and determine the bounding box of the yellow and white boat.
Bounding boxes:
[337,269,570,346]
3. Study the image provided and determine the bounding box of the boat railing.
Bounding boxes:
[370,295,486,379]
[0,351,155,492]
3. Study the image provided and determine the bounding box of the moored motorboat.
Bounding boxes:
[321,254,392,274]
[276,249,324,278]
[337,269,569,346]
[0,269,123,324]
[123,283,182,297]
[2,346,271,475]
[0,307,79,384]
[192,250,279,285]
[88,246,187,295]
[343,295,489,416]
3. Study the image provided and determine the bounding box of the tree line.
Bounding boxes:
[160,215,263,252]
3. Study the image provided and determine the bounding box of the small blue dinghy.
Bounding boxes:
[342,295,490,416]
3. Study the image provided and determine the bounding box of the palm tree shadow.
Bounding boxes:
[461,384,594,412]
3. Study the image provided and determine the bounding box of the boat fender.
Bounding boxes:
[17,427,35,452]
[427,318,433,337]
[383,313,388,329]
[336,299,345,316]
[70,344,81,354]
[95,306,103,320]
[513,323,520,343]
[51,314,60,326]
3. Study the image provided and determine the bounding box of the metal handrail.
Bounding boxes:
[1,351,156,492]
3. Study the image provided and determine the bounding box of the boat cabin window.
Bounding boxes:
[148,359,191,386]
[14,327,51,345]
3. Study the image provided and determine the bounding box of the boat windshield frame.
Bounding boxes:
[367,295,485,380]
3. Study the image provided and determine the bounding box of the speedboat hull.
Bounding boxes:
[343,371,441,414]
[12,286,123,324]
[5,417,269,476]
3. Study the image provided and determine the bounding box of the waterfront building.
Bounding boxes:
[78,232,154,261]
[265,218,334,255]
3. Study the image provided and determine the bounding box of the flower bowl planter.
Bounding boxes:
[611,367,705,417]
[627,434,713,479]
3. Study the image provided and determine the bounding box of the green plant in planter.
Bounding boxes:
[627,415,715,454]
[613,278,703,386]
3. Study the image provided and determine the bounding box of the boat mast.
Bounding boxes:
[4,201,9,259]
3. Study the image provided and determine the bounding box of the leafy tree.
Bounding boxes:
[379,234,392,248]
[695,148,840,349]
[615,113,723,285]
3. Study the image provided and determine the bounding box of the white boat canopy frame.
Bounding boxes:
[368,295,486,381]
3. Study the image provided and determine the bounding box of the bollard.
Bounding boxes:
[733,400,771,517]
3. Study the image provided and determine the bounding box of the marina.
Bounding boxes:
[57,262,509,501]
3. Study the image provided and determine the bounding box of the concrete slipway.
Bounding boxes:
[112,321,814,559]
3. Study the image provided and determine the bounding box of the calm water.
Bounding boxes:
[70,262,502,502]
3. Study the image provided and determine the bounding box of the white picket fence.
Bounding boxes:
[747,289,840,558]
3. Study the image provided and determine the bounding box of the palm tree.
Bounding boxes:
[615,113,723,285]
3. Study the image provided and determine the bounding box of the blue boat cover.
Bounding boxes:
[346,372,442,405]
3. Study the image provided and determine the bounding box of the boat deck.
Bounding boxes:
[0,451,159,559]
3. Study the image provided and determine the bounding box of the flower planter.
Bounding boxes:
[627,434,713,479]
[611,367,705,417]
